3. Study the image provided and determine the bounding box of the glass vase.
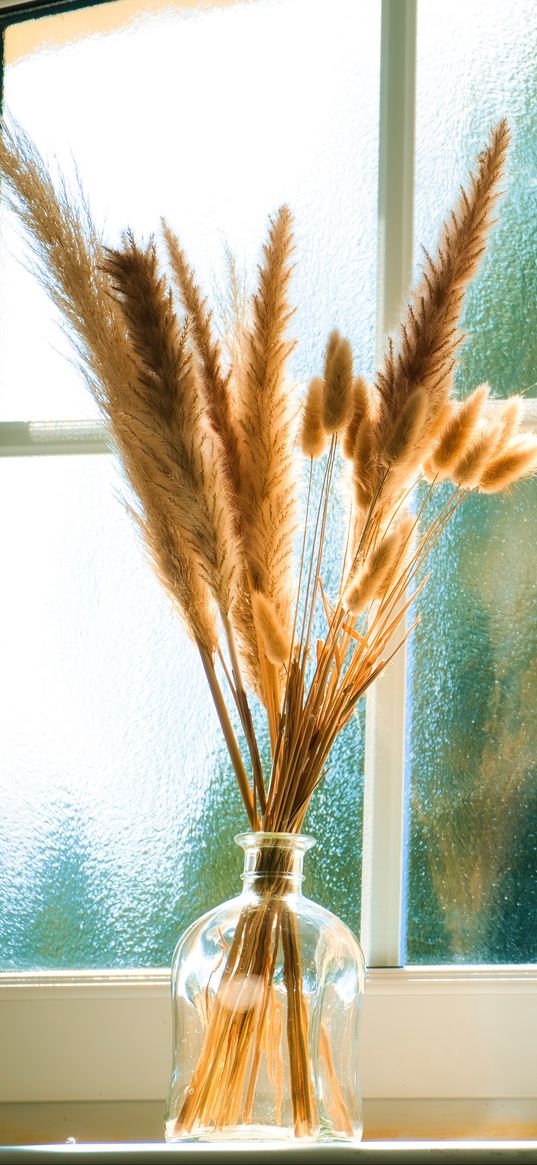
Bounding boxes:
[165,831,365,1143]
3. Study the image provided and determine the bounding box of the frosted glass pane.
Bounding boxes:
[404,0,537,964]
[414,0,537,399]
[0,0,380,421]
[405,481,537,963]
[0,0,376,968]
[0,456,364,969]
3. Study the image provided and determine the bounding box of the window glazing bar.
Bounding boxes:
[360,0,417,969]
[0,419,109,454]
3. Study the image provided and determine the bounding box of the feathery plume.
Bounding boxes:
[343,376,370,459]
[103,235,181,418]
[252,591,291,666]
[300,377,326,458]
[237,206,297,631]
[451,423,497,489]
[323,329,341,380]
[103,236,239,617]
[322,334,353,432]
[432,383,490,476]
[229,579,265,700]
[478,437,537,493]
[375,120,510,446]
[162,220,243,498]
[344,513,414,614]
[353,418,380,508]
[426,399,458,445]
[495,395,524,444]
[416,401,459,484]
[384,386,429,468]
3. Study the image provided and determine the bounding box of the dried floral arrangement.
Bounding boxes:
[1,117,535,1135]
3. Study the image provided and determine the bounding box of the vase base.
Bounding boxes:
[165,1120,362,1144]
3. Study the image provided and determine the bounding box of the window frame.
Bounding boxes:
[1,0,537,1120]
[2,966,537,1106]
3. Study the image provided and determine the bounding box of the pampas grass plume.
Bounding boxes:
[322,333,353,432]
[343,376,370,459]
[452,422,499,488]
[323,329,341,380]
[478,437,537,493]
[374,120,509,441]
[300,377,326,458]
[236,204,297,642]
[252,590,291,665]
[385,386,428,466]
[353,418,377,508]
[496,395,524,443]
[345,513,413,614]
[162,219,242,498]
[432,383,490,476]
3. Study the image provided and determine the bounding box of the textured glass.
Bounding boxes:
[0,453,364,970]
[405,0,537,963]
[413,0,537,400]
[406,481,537,963]
[166,834,365,1142]
[0,0,380,421]
[0,0,379,967]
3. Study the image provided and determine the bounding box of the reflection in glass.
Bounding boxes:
[406,479,537,963]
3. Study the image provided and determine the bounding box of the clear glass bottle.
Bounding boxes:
[165,831,365,1143]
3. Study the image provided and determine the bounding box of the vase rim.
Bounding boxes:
[234,830,316,852]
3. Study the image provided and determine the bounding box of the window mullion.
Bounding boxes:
[360,0,417,969]
[0,419,108,455]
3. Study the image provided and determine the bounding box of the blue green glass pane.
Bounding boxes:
[405,0,537,964]
[405,480,537,963]
[414,0,537,399]
[0,0,381,421]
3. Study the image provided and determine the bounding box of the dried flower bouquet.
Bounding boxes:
[1,117,535,1136]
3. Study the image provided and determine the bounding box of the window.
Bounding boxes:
[1,0,536,1140]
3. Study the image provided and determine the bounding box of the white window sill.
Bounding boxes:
[1,1137,537,1162]
[2,967,537,1103]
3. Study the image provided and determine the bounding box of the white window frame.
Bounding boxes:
[1,0,537,1123]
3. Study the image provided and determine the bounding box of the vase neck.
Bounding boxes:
[235,832,315,896]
